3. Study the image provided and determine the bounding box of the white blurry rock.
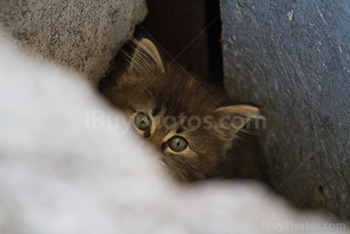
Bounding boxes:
[0,34,348,234]
[0,0,147,85]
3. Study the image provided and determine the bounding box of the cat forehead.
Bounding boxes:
[120,73,220,119]
[130,99,211,119]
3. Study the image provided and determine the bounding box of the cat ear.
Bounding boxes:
[214,105,265,142]
[129,38,165,74]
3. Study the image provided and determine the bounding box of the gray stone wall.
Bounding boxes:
[0,0,147,85]
[220,0,350,220]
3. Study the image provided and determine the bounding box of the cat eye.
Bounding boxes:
[134,112,151,131]
[167,136,188,152]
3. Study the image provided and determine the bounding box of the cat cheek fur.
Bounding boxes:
[163,149,205,182]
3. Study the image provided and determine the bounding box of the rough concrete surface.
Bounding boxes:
[220,0,350,220]
[0,31,348,234]
[0,0,147,85]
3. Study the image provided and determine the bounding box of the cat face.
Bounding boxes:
[100,38,263,182]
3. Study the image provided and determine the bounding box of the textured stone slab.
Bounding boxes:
[220,0,350,220]
[0,0,147,85]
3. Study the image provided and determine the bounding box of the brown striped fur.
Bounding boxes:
[99,38,264,182]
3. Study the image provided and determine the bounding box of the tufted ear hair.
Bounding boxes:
[129,38,164,75]
[214,105,265,144]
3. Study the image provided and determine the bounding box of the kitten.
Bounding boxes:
[99,38,264,182]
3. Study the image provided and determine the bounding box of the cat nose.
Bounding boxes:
[159,156,166,163]
[155,153,167,166]
[144,130,151,138]
[148,133,164,150]
[161,142,167,151]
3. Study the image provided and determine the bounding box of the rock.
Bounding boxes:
[0,32,348,234]
[220,0,350,220]
[0,0,147,85]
